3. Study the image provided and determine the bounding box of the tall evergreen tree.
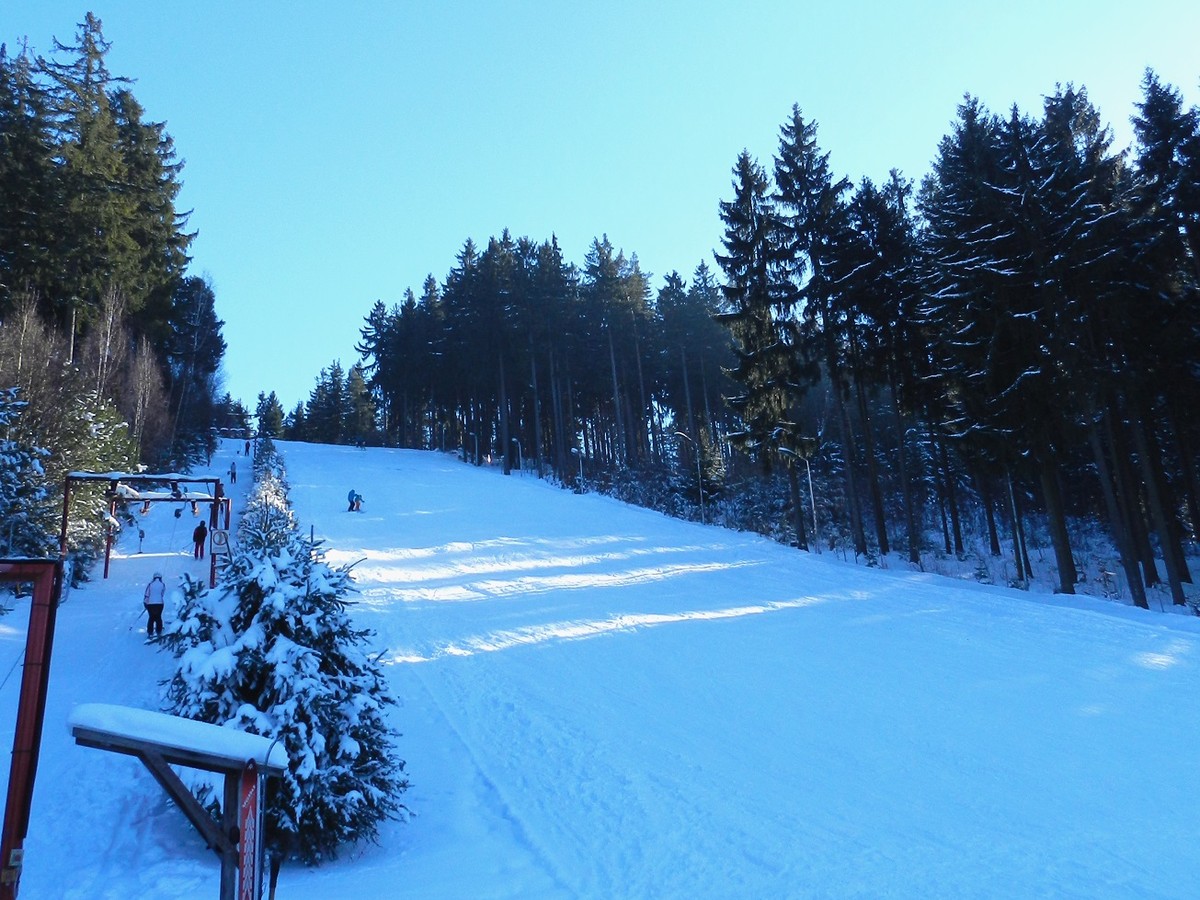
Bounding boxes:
[256,391,285,438]
[713,151,814,548]
[843,172,926,562]
[163,275,226,460]
[39,14,137,349]
[0,42,58,317]
[773,106,865,554]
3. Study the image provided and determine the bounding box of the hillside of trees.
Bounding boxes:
[4,14,1197,612]
[280,74,1200,611]
[0,15,233,573]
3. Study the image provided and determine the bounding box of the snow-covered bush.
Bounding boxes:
[58,391,138,581]
[162,451,408,865]
[0,388,56,566]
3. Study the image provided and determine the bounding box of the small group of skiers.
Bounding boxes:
[347,488,364,512]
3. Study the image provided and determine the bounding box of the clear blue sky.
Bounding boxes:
[7,2,1199,411]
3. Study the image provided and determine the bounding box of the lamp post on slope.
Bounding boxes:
[571,447,584,492]
[780,445,820,553]
[674,431,705,525]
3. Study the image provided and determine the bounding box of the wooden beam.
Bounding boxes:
[72,725,284,778]
[138,750,233,857]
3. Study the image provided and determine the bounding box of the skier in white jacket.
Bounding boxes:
[143,573,166,638]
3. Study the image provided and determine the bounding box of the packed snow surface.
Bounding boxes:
[4,439,1199,898]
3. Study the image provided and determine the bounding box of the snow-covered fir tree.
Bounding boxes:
[0,387,56,561]
[162,447,408,864]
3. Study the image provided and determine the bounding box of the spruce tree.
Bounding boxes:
[40,14,137,345]
[163,453,408,865]
[714,151,794,460]
[0,43,58,316]
[0,387,55,561]
[345,363,376,443]
[256,391,286,438]
[773,107,865,554]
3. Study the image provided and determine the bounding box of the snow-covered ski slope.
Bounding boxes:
[5,438,1200,898]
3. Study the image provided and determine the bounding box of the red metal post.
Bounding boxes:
[57,479,71,560]
[103,497,116,579]
[238,760,261,900]
[0,561,63,898]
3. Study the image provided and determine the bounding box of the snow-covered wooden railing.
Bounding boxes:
[70,703,286,900]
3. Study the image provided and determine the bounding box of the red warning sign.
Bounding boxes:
[238,759,260,900]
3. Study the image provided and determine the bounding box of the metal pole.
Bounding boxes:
[58,477,72,560]
[805,456,819,550]
[674,432,704,524]
[103,496,116,578]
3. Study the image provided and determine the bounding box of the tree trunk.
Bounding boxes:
[787,461,809,551]
[681,345,697,444]
[1087,417,1148,608]
[1139,409,1192,584]
[607,326,625,464]
[854,378,889,556]
[1166,398,1200,538]
[830,378,867,556]
[1006,469,1029,584]
[1131,409,1187,604]
[890,381,920,564]
[974,471,1002,557]
[530,340,544,477]
[1038,452,1077,594]
[1109,415,1161,587]
[937,436,964,556]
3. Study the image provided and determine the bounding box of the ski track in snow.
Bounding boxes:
[5,439,1200,898]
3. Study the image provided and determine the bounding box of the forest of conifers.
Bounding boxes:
[289,74,1200,611]
[0,17,237,572]
[3,16,1199,610]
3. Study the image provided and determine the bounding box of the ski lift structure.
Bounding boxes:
[75,472,231,589]
[0,558,61,898]
[0,470,241,897]
[70,704,286,900]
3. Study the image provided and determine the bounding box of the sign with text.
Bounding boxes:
[238,759,261,900]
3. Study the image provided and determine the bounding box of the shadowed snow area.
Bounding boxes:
[5,439,1200,898]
